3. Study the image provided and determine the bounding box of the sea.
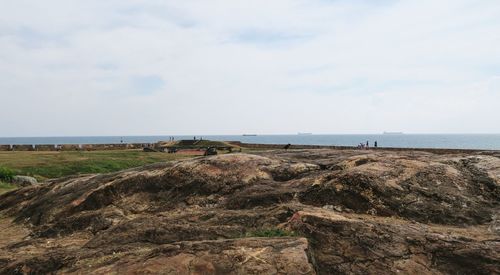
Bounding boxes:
[0,134,500,150]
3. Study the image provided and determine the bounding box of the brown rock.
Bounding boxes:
[0,150,498,274]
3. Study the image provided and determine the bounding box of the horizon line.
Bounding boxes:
[1,133,500,138]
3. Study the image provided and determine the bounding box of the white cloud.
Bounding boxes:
[0,0,499,136]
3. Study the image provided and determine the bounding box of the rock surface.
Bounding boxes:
[0,149,499,274]
[11,175,38,187]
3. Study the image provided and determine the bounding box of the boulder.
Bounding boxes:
[11,175,37,187]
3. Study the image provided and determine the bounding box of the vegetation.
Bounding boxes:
[0,166,15,182]
[0,181,17,194]
[163,139,237,150]
[0,150,194,181]
[193,140,232,148]
[245,228,299,238]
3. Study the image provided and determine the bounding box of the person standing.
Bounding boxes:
[374,141,378,148]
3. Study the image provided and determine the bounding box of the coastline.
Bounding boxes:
[2,134,500,150]
[1,140,500,155]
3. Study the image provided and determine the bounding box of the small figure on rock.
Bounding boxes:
[284,143,291,150]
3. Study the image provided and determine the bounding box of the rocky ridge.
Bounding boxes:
[0,149,499,274]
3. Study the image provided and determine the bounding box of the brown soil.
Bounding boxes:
[0,149,499,274]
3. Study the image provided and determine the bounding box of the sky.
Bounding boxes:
[1,0,499,136]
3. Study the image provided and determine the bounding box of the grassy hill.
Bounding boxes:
[158,140,236,149]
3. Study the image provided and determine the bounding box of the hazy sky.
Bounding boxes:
[1,0,499,136]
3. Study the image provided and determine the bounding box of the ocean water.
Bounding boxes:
[0,134,499,150]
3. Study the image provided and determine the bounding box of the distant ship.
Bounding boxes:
[242,134,257,136]
[297,132,312,135]
[383,131,404,135]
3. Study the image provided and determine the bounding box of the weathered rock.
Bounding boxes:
[296,153,499,225]
[76,238,314,275]
[0,150,498,274]
[0,237,314,275]
[286,209,499,274]
[11,175,37,187]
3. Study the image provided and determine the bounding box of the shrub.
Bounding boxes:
[0,166,15,182]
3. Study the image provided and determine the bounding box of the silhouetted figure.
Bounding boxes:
[374,141,378,148]
[284,143,291,150]
[366,141,369,148]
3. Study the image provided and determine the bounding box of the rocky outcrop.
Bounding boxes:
[287,209,499,274]
[0,150,498,274]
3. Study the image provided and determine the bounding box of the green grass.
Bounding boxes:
[0,150,194,181]
[244,228,299,238]
[0,166,15,182]
[194,140,231,147]
[0,181,17,194]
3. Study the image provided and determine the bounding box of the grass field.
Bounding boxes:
[0,150,194,181]
[0,182,17,194]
